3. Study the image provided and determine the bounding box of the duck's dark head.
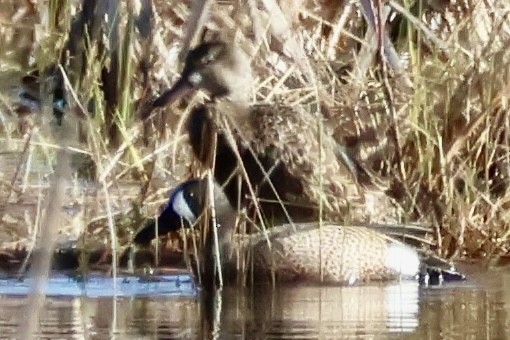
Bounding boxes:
[152,41,252,109]
[133,179,207,246]
[170,177,236,224]
[168,178,209,225]
[133,178,235,246]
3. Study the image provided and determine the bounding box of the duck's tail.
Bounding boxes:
[368,222,466,284]
[417,250,466,285]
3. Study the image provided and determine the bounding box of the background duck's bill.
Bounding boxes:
[152,76,194,109]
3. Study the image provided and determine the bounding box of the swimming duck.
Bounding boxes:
[133,178,465,285]
[148,40,394,224]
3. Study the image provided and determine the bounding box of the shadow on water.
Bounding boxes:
[0,266,508,339]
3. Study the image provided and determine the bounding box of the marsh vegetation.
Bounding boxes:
[0,0,509,287]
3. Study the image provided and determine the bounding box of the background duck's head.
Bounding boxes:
[153,40,252,108]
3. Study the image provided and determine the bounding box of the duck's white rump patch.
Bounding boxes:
[385,243,420,277]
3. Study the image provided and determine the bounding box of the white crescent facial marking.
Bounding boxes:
[172,190,197,224]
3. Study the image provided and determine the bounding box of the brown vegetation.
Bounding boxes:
[0,0,510,273]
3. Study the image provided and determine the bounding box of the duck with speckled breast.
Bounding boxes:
[133,177,465,285]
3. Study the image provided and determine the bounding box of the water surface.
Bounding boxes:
[0,265,508,339]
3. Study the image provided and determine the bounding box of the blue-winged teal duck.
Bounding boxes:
[148,41,395,224]
[134,178,465,285]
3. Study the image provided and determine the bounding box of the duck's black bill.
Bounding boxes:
[152,77,193,109]
[133,220,159,246]
[133,209,188,246]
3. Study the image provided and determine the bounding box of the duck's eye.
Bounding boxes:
[201,54,215,65]
[188,71,203,86]
[203,44,224,64]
